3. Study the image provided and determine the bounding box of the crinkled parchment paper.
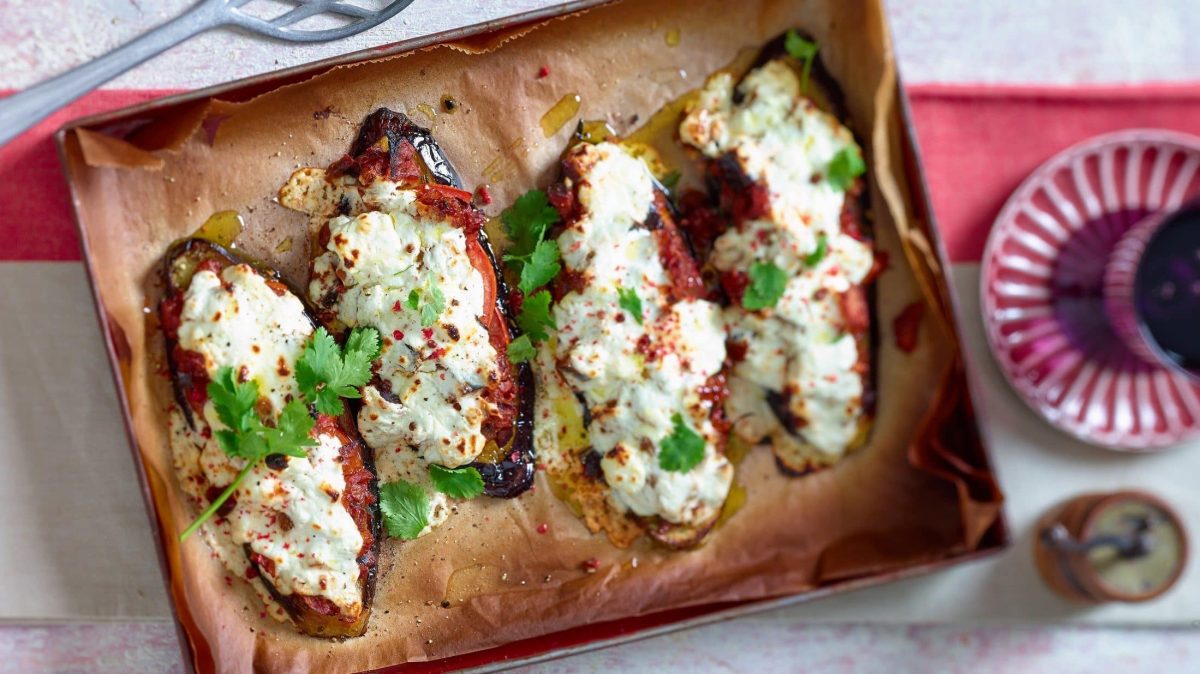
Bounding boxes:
[60,0,1003,671]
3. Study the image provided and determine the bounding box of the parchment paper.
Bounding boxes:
[60,0,1003,671]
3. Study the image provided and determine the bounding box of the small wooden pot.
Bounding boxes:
[1034,490,1188,603]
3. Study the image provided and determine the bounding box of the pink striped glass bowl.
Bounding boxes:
[981,129,1200,451]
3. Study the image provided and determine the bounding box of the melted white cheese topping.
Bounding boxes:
[169,264,365,617]
[551,142,732,526]
[281,170,499,524]
[680,60,874,461]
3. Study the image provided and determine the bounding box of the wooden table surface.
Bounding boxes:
[1,0,1199,672]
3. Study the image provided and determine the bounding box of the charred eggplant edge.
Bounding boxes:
[326,108,537,498]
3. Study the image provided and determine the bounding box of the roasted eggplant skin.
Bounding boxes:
[159,238,381,638]
[680,32,878,476]
[322,108,536,498]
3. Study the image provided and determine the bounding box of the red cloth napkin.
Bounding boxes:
[5,84,1200,262]
[909,83,1200,263]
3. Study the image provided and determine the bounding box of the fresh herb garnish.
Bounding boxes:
[178,368,316,542]
[506,334,537,364]
[660,171,682,191]
[517,238,562,295]
[827,145,865,191]
[296,326,381,416]
[617,286,644,325]
[502,190,562,294]
[406,279,446,327]
[428,464,485,500]
[379,480,430,540]
[515,290,556,342]
[784,30,819,93]
[180,326,380,541]
[658,413,706,473]
[500,190,565,361]
[805,233,829,268]
[422,283,445,327]
[741,261,788,311]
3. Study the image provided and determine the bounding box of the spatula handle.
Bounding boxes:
[0,0,226,148]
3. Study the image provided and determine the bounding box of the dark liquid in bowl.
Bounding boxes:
[1134,208,1200,374]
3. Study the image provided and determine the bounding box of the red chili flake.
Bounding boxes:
[475,185,493,206]
[726,340,749,363]
[259,612,267,619]
[244,566,259,580]
[392,300,403,312]
[429,348,446,360]
[426,338,437,349]
[422,328,434,339]
[581,558,601,573]
[893,301,925,354]
[393,329,405,341]
[536,523,549,534]
[536,65,550,79]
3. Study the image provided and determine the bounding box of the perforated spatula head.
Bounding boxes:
[0,0,418,147]
[220,0,417,42]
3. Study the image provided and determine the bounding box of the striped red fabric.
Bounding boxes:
[4,84,1200,262]
[909,83,1200,262]
[0,89,175,261]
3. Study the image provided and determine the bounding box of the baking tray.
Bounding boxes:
[56,1,1009,671]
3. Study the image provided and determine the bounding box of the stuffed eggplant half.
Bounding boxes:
[679,36,877,474]
[161,239,379,638]
[533,140,734,549]
[279,109,534,535]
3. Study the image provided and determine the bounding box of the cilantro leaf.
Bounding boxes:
[207,367,259,434]
[784,30,820,93]
[214,429,242,457]
[428,464,485,500]
[182,367,321,542]
[420,282,445,327]
[658,413,706,472]
[263,400,317,458]
[515,290,556,342]
[660,171,682,191]
[406,279,446,328]
[296,326,381,416]
[805,233,829,267]
[295,328,340,412]
[827,145,865,191]
[502,190,560,259]
[380,480,430,540]
[617,286,644,325]
[506,334,537,364]
[503,190,563,294]
[742,261,788,311]
[516,239,561,294]
[227,423,268,460]
[340,327,381,390]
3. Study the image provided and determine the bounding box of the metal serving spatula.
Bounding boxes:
[0,0,415,147]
